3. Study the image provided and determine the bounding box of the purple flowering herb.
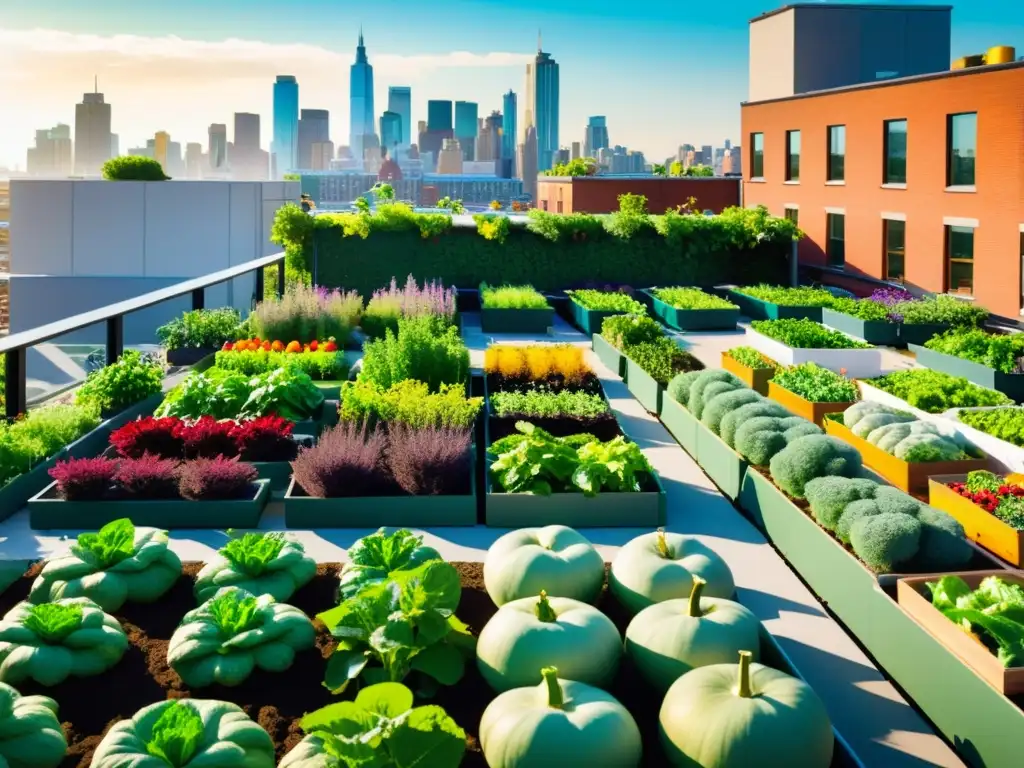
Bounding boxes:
[869,287,916,307]
[367,274,456,321]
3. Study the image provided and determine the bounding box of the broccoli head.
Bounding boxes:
[720,399,789,448]
[849,513,923,572]
[687,370,743,418]
[804,476,879,530]
[701,389,763,435]
[735,416,823,466]
[768,434,862,499]
[667,370,703,407]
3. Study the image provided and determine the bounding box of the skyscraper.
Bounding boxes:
[185,143,203,179]
[27,124,73,176]
[583,117,608,158]
[74,81,112,176]
[427,101,453,132]
[232,113,265,180]
[272,75,300,177]
[380,112,402,152]
[527,37,559,172]
[519,125,538,202]
[501,90,517,178]
[208,124,227,171]
[349,30,376,163]
[454,101,478,161]
[154,131,170,169]
[387,87,412,146]
[297,109,329,170]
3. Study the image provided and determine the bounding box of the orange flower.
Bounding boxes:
[262,341,271,351]
[285,341,302,353]
[309,339,319,352]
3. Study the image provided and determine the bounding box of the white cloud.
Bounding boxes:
[0,27,532,168]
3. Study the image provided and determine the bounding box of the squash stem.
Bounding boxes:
[541,666,564,709]
[535,590,557,622]
[687,576,707,617]
[736,651,753,698]
[656,527,672,558]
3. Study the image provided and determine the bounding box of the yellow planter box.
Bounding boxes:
[767,381,854,427]
[825,418,989,495]
[928,475,1024,566]
[722,351,776,395]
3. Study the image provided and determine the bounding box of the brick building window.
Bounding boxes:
[883,219,906,282]
[945,225,974,295]
[883,119,908,184]
[784,207,799,226]
[827,213,845,267]
[948,112,977,187]
[750,133,764,178]
[786,131,801,181]
[827,125,845,182]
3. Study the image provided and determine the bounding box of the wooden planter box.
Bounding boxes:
[727,291,824,322]
[166,347,219,367]
[824,418,988,495]
[929,475,1024,565]
[643,290,739,331]
[592,334,625,378]
[721,351,776,395]
[821,309,900,347]
[909,344,1024,403]
[898,571,1024,695]
[568,300,631,335]
[624,355,663,414]
[480,307,554,335]
[695,418,748,501]
[28,479,271,530]
[898,323,951,347]
[768,381,855,427]
[659,396,698,457]
[748,328,883,379]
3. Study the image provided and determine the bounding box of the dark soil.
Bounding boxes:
[486,371,605,397]
[488,413,622,443]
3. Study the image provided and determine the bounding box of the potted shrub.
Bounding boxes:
[479,282,554,334]
[748,318,882,379]
[824,401,988,494]
[29,454,271,529]
[721,346,778,394]
[928,470,1024,565]
[768,363,858,426]
[727,285,837,322]
[643,286,740,331]
[284,421,476,527]
[564,288,646,335]
[912,328,1024,402]
[157,308,243,367]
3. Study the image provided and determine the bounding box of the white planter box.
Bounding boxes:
[856,381,947,423]
[945,406,1024,474]
[747,329,882,379]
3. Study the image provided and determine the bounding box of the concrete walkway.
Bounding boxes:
[0,313,963,767]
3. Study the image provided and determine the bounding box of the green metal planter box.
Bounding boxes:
[644,290,740,331]
[659,396,698,457]
[480,307,554,335]
[484,468,666,528]
[254,462,293,494]
[592,334,625,378]
[695,420,748,501]
[293,399,339,436]
[314,380,346,401]
[898,323,950,347]
[568,300,629,335]
[821,309,900,347]
[910,344,1024,402]
[624,355,663,413]
[166,347,218,367]
[28,479,272,530]
[0,459,60,523]
[728,291,824,322]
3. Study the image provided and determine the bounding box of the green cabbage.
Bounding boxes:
[194,533,316,604]
[0,683,67,768]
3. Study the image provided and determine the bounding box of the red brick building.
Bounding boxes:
[535,177,741,215]
[742,59,1024,319]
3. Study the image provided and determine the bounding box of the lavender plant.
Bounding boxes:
[249,283,362,345]
[362,275,457,339]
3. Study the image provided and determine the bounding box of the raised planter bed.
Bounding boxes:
[747,328,883,379]
[898,570,1024,695]
[768,381,855,427]
[166,347,218,367]
[929,475,1024,565]
[728,291,824,322]
[480,307,554,335]
[624,354,663,414]
[821,309,899,347]
[293,399,339,437]
[253,461,294,495]
[313,380,346,401]
[643,290,739,331]
[721,351,775,395]
[658,395,698,457]
[945,407,1024,473]
[737,467,1019,768]
[694,418,748,501]
[824,417,988,495]
[567,299,628,335]
[592,333,625,378]
[898,323,951,347]
[909,344,1024,403]
[28,479,272,530]
[855,381,942,423]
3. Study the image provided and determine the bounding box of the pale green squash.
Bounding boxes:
[484,525,604,607]
[480,666,642,768]
[659,651,834,767]
[476,592,621,692]
[610,529,734,615]
[625,576,760,693]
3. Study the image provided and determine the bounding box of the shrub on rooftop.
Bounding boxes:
[102,156,169,181]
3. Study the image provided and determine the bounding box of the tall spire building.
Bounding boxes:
[523,34,559,172]
[272,75,299,178]
[349,29,376,165]
[74,79,113,176]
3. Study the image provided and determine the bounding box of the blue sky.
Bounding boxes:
[1,0,1021,169]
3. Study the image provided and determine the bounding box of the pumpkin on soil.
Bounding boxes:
[480,666,642,768]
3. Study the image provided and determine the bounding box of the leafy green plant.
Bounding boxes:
[337,528,445,603]
[623,338,704,385]
[21,602,83,643]
[359,316,470,393]
[480,283,550,310]
[474,213,511,243]
[868,369,1012,413]
[735,285,837,307]
[146,701,204,766]
[959,408,1024,447]
[339,380,481,429]
[651,287,738,310]
[156,366,324,422]
[566,289,645,314]
[772,363,857,403]
[491,390,609,419]
[102,156,169,181]
[157,309,243,351]
[249,283,362,347]
[925,328,1024,374]
[928,575,1024,667]
[317,560,474,695]
[214,348,348,380]
[725,346,777,370]
[75,350,164,415]
[195,532,316,604]
[600,314,664,349]
[283,683,466,768]
[0,403,101,487]
[751,318,871,349]
[899,296,988,327]
[828,297,892,322]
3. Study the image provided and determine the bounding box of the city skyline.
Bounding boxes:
[0,0,1020,169]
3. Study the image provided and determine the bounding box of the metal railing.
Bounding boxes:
[0,251,286,419]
